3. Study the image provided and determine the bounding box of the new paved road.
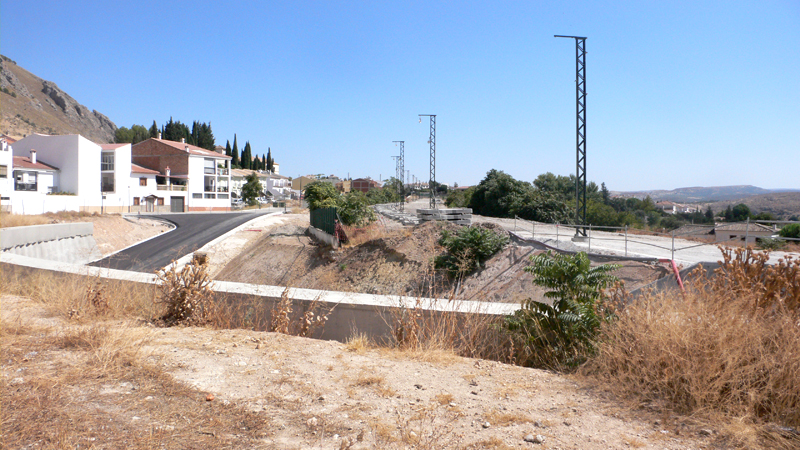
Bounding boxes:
[90,210,277,273]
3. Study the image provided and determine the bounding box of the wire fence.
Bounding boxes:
[512,216,799,261]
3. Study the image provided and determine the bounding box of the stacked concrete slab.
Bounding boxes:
[373,204,421,226]
[417,208,472,225]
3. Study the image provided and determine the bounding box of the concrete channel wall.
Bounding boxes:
[0,252,519,343]
[0,223,101,264]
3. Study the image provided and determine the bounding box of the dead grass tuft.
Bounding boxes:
[156,254,216,325]
[484,409,533,427]
[586,247,800,449]
[345,332,371,353]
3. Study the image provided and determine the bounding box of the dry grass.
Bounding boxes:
[345,332,371,353]
[0,266,159,320]
[586,247,800,449]
[0,210,100,228]
[484,409,533,427]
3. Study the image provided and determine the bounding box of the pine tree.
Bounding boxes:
[601,182,610,205]
[232,135,240,168]
[225,140,231,157]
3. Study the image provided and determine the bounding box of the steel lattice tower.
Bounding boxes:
[555,35,587,236]
[393,141,404,212]
[419,115,436,209]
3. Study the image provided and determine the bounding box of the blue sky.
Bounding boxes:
[2,1,798,190]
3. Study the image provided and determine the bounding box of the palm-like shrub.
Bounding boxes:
[503,251,619,369]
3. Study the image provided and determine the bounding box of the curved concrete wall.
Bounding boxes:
[0,222,101,264]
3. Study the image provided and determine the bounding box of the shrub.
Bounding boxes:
[503,251,620,370]
[586,248,800,447]
[758,237,786,250]
[156,254,215,325]
[338,190,375,226]
[434,224,509,277]
[779,223,800,239]
[304,181,339,210]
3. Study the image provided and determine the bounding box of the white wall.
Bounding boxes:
[13,134,101,203]
[0,141,13,198]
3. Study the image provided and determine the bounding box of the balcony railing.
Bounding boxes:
[14,182,37,191]
[157,185,187,191]
[218,168,229,176]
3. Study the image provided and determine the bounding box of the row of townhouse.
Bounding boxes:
[229,169,294,200]
[290,174,381,195]
[0,133,232,215]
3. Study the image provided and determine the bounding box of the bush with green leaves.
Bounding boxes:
[304,181,339,210]
[758,237,786,250]
[337,190,376,227]
[435,224,509,277]
[779,223,800,240]
[503,251,619,370]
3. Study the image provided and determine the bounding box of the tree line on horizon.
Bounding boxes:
[115,119,275,172]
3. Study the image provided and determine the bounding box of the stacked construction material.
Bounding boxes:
[416,208,472,225]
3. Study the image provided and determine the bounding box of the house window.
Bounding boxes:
[101,152,115,171]
[139,177,147,186]
[157,198,164,206]
[101,151,115,192]
[133,197,140,206]
[101,173,114,193]
[14,171,37,191]
[192,193,202,199]
[204,158,215,174]
[0,165,6,178]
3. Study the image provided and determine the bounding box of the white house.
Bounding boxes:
[131,137,232,212]
[230,169,291,200]
[0,138,14,211]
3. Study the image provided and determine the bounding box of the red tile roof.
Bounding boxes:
[131,163,159,175]
[154,138,232,159]
[100,143,129,150]
[13,156,59,171]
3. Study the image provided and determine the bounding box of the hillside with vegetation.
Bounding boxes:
[0,55,117,143]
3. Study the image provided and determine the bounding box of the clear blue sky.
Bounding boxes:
[3,1,798,191]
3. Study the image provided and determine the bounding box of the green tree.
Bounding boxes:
[115,124,150,144]
[533,172,574,201]
[705,206,714,222]
[225,140,232,157]
[445,186,475,208]
[304,181,339,210]
[241,172,262,206]
[601,182,610,205]
[469,169,530,217]
[149,120,159,138]
[191,121,215,150]
[338,190,375,226]
[162,117,191,142]
[242,141,252,170]
[266,147,274,172]
[510,190,572,224]
[503,251,620,369]
[231,135,239,168]
[732,203,751,221]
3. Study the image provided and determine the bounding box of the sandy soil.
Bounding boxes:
[1,294,711,450]
[89,215,172,256]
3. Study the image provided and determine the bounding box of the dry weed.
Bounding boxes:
[269,288,333,337]
[156,254,216,325]
[586,248,800,449]
[345,332,371,353]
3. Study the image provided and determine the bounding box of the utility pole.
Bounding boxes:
[419,114,436,209]
[393,141,405,212]
[391,156,401,209]
[555,35,588,237]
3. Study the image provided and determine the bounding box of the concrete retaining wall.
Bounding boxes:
[1,222,101,264]
[0,252,518,343]
[308,226,339,248]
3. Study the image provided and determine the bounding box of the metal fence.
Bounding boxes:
[512,216,799,261]
[310,207,337,236]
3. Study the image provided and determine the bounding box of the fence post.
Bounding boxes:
[588,224,592,252]
[514,216,517,232]
[624,225,628,257]
[745,217,750,246]
[532,221,535,240]
[556,223,559,242]
[671,229,675,261]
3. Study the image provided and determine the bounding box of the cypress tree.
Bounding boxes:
[242,141,252,170]
[267,148,273,172]
[149,120,159,138]
[232,135,239,168]
[225,140,231,157]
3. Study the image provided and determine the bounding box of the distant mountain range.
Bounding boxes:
[611,185,800,203]
[0,55,117,143]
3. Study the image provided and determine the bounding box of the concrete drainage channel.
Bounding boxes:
[1,252,518,343]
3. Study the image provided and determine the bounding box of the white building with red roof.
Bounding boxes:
[131,136,232,212]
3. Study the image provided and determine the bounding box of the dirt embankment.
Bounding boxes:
[215,217,669,302]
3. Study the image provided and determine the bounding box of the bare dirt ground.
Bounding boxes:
[213,215,668,302]
[90,215,172,256]
[1,294,711,450]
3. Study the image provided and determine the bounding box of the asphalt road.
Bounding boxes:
[90,210,276,273]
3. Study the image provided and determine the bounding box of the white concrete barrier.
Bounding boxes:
[1,222,101,264]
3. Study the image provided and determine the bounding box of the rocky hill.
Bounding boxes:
[0,55,117,144]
